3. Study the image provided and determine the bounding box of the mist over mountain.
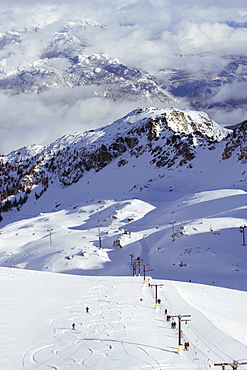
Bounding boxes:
[0,0,246,153]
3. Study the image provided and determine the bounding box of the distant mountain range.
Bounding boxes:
[0,21,171,102]
[0,20,246,111]
[164,55,247,110]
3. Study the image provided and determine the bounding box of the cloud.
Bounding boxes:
[210,81,247,103]
[207,106,247,127]
[0,88,147,153]
[0,0,246,153]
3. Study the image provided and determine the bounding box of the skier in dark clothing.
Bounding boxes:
[72,323,75,330]
[86,307,89,313]
[184,341,190,350]
[171,321,176,329]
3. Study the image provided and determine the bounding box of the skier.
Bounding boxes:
[171,321,176,329]
[72,323,75,330]
[184,341,190,350]
[86,306,89,313]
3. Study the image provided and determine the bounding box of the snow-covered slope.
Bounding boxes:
[1,267,247,369]
[0,107,246,291]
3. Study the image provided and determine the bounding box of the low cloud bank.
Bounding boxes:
[0,89,148,153]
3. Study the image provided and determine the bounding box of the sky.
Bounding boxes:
[0,0,247,153]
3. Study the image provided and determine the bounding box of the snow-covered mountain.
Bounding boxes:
[162,55,247,111]
[1,3,247,369]
[0,18,247,113]
[0,21,171,102]
[0,106,232,194]
[0,107,246,291]
[1,4,247,369]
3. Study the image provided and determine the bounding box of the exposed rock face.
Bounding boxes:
[146,118,162,141]
[222,121,247,163]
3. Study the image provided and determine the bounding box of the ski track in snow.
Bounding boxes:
[15,274,247,369]
[21,278,178,370]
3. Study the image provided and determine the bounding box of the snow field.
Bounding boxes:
[1,187,247,290]
[1,267,247,369]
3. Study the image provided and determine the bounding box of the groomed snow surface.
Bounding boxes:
[1,268,247,370]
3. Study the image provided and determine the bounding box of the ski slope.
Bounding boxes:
[1,267,247,369]
[1,185,247,290]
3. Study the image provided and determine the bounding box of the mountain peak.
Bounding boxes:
[116,107,230,140]
[0,106,241,213]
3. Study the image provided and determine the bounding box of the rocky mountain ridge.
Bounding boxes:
[0,107,246,220]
